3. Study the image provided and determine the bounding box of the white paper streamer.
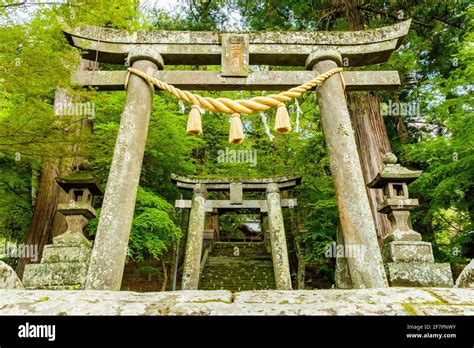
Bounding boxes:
[260,112,274,141]
[178,100,185,114]
[294,98,303,133]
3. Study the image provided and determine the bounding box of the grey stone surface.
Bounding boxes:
[385,263,453,287]
[182,184,207,290]
[411,305,474,316]
[382,241,434,263]
[424,288,474,304]
[233,288,439,304]
[86,59,159,291]
[455,259,474,288]
[64,20,411,66]
[0,288,473,315]
[314,59,388,288]
[266,183,292,290]
[0,261,24,289]
[73,70,402,92]
[23,263,88,289]
[41,245,91,264]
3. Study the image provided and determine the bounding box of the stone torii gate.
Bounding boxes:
[172,174,301,290]
[64,20,412,290]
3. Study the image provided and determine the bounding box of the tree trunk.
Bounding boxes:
[347,93,392,241]
[16,89,73,279]
[161,258,168,292]
[341,0,393,241]
[17,58,95,278]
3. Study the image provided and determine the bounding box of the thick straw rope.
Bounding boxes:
[126,67,344,115]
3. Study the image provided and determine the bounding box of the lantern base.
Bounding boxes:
[382,240,454,287]
[22,239,92,290]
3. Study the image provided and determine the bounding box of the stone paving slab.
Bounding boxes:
[0,288,472,316]
[412,305,474,315]
[233,288,439,304]
[423,288,474,304]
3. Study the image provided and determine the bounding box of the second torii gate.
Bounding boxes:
[172,174,301,290]
[63,20,413,290]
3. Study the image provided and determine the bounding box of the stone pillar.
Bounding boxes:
[86,50,163,290]
[266,183,292,290]
[182,184,207,290]
[306,50,388,288]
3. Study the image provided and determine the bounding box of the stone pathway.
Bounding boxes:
[199,242,276,291]
[0,287,473,315]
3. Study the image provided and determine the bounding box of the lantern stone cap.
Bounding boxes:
[55,172,104,196]
[367,153,422,188]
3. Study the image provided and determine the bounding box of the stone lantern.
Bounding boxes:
[368,153,453,287]
[23,171,103,290]
[54,173,103,247]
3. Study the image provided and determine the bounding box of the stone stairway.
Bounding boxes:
[199,242,276,291]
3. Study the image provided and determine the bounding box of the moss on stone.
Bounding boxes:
[35,296,49,303]
[401,303,417,315]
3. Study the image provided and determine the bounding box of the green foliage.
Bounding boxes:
[132,265,162,282]
[0,153,32,243]
[88,187,181,262]
[0,0,472,289]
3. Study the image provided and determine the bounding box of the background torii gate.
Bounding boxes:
[64,20,412,290]
[172,174,302,290]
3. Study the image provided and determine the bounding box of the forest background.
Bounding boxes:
[0,0,472,290]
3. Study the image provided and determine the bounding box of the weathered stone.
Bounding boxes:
[428,287,474,304]
[334,224,352,289]
[173,198,297,213]
[182,184,207,290]
[221,34,249,77]
[385,263,453,287]
[52,216,92,248]
[233,288,440,304]
[1,287,473,316]
[171,174,301,190]
[411,305,474,316]
[382,241,434,263]
[22,242,92,290]
[73,70,402,92]
[199,242,275,291]
[86,58,159,291]
[455,259,474,288]
[313,56,388,288]
[0,261,24,289]
[266,183,292,290]
[41,245,91,264]
[23,262,88,289]
[64,20,411,66]
[369,154,454,287]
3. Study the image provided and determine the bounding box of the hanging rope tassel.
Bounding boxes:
[274,103,292,134]
[229,113,244,144]
[186,105,203,135]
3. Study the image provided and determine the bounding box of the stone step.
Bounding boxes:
[199,242,275,291]
[211,242,270,256]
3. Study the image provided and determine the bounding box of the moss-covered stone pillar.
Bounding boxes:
[266,183,292,290]
[182,184,207,290]
[86,49,163,290]
[306,50,388,288]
